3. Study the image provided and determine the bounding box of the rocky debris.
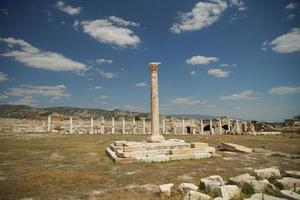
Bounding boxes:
[217,185,241,200]
[254,168,281,179]
[280,190,300,200]
[220,142,253,153]
[213,198,225,200]
[183,190,211,200]
[249,193,287,200]
[276,177,300,190]
[200,175,225,193]
[229,173,256,186]
[285,171,300,179]
[179,183,199,192]
[245,179,276,193]
[159,183,174,197]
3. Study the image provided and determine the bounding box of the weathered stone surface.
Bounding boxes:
[123,146,138,152]
[110,145,123,152]
[276,177,300,190]
[183,190,211,200]
[217,185,241,200]
[159,183,174,197]
[193,153,212,159]
[280,190,300,200]
[285,171,300,179]
[116,149,170,158]
[254,168,281,179]
[170,154,193,161]
[191,142,209,148]
[192,147,216,153]
[220,142,253,153]
[178,183,199,192]
[200,175,225,193]
[139,155,171,163]
[114,140,127,146]
[213,198,225,200]
[250,193,287,200]
[245,179,275,193]
[229,173,256,186]
[170,148,193,155]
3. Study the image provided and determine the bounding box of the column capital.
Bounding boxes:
[148,62,161,72]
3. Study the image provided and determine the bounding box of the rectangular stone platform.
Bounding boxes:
[105,139,215,164]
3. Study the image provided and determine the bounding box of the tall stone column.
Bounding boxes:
[69,117,73,134]
[200,119,204,134]
[236,119,241,134]
[227,119,231,133]
[148,62,165,142]
[219,118,222,134]
[132,118,136,134]
[210,119,214,135]
[101,116,104,134]
[142,118,146,134]
[122,118,125,134]
[182,119,185,134]
[192,120,196,135]
[112,117,115,134]
[47,115,51,133]
[243,121,247,133]
[90,118,94,134]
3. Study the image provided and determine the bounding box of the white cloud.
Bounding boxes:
[135,82,147,87]
[285,2,299,10]
[186,55,218,65]
[0,72,8,82]
[219,90,257,101]
[287,14,296,20]
[94,86,103,90]
[95,58,113,65]
[54,1,81,16]
[6,85,70,101]
[170,0,228,33]
[170,97,207,105]
[100,95,109,100]
[0,37,87,72]
[263,28,300,53]
[76,17,141,48]
[208,68,229,78]
[268,86,300,95]
[99,70,117,79]
[190,70,196,75]
[228,0,247,11]
[220,63,237,67]
[9,96,38,106]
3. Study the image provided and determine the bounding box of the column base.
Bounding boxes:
[148,134,165,143]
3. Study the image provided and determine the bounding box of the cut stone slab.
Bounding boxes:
[250,193,287,200]
[191,142,209,148]
[276,177,300,190]
[220,142,253,153]
[245,179,275,193]
[254,168,281,179]
[200,175,225,193]
[178,183,199,192]
[229,173,256,186]
[183,190,211,200]
[217,185,241,200]
[192,147,216,153]
[280,190,300,200]
[285,171,300,179]
[159,183,174,197]
[193,153,212,159]
[170,148,193,155]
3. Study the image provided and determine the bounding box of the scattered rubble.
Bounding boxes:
[228,173,256,187]
[178,183,199,193]
[276,177,300,190]
[217,185,241,200]
[254,168,281,179]
[183,190,211,200]
[280,190,300,200]
[220,142,253,153]
[200,175,225,193]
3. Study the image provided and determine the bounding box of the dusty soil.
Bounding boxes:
[0,133,299,200]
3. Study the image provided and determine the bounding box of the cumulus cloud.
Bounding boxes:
[170,97,207,105]
[99,70,117,79]
[285,2,299,10]
[0,37,87,72]
[268,86,300,95]
[75,16,141,48]
[54,1,81,16]
[6,85,70,101]
[208,68,229,78]
[136,82,148,87]
[186,55,218,65]
[219,90,257,101]
[228,0,247,11]
[95,58,113,65]
[262,28,300,53]
[0,72,8,82]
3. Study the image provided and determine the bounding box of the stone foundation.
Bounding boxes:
[105,139,215,163]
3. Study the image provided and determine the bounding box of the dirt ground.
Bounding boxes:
[0,133,299,200]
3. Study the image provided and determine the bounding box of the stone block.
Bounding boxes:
[170,154,193,161]
[138,155,171,163]
[254,168,281,179]
[191,142,209,148]
[183,190,211,200]
[193,153,212,159]
[250,193,287,200]
[220,142,253,153]
[178,183,199,192]
[218,185,241,200]
[280,190,300,200]
[245,179,275,193]
[170,148,193,155]
[229,173,256,187]
[114,140,127,146]
[276,177,300,190]
[123,146,138,152]
[285,171,300,179]
[192,147,216,153]
[110,145,123,152]
[200,175,225,193]
[159,183,174,197]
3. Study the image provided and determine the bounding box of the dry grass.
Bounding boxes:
[0,133,299,200]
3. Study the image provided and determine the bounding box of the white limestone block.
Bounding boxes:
[178,183,199,192]
[159,183,174,197]
[276,177,300,190]
[200,175,225,193]
[280,190,300,200]
[183,190,211,200]
[217,185,241,200]
[254,168,281,179]
[229,173,256,186]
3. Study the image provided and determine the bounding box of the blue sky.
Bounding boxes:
[0,0,299,121]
